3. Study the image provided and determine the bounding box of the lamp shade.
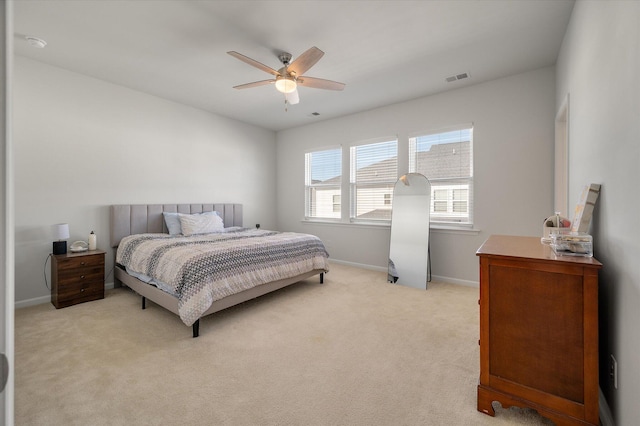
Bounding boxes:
[52,223,70,240]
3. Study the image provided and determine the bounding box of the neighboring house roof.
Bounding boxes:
[357,208,392,219]
[355,156,398,183]
[415,141,471,180]
[314,141,471,184]
[316,175,341,185]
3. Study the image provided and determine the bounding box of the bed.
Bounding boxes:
[110,203,329,337]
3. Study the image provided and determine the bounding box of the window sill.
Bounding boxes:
[301,219,481,234]
[430,225,481,235]
[301,219,389,229]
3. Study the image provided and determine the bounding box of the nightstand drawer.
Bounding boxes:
[55,280,103,304]
[57,265,104,284]
[55,254,104,271]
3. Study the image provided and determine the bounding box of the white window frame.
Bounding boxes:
[305,147,342,220]
[431,184,469,220]
[349,137,398,223]
[332,194,341,213]
[409,125,474,228]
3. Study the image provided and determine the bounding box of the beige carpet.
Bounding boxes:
[16,263,553,425]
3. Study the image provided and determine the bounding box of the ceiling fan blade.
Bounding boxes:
[297,76,345,91]
[287,46,324,76]
[285,89,300,105]
[232,79,275,90]
[227,51,280,77]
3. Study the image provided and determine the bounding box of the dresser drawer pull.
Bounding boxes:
[80,262,86,266]
[80,275,85,279]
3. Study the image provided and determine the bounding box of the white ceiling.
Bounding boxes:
[14,0,575,132]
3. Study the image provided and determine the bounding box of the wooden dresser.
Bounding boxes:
[51,250,105,308]
[476,235,602,426]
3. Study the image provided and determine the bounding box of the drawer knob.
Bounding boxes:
[80,275,85,279]
[80,262,86,266]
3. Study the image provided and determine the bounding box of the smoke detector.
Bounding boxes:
[25,36,47,49]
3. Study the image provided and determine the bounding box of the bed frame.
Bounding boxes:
[110,204,324,337]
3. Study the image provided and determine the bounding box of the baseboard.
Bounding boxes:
[431,274,478,287]
[15,281,116,309]
[329,259,387,272]
[600,387,615,426]
[329,259,479,287]
[16,270,478,308]
[15,295,51,309]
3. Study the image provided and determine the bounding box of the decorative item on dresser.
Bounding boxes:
[476,235,602,426]
[51,250,105,309]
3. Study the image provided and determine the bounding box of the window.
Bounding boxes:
[409,127,473,225]
[432,185,468,216]
[433,189,448,212]
[350,139,398,221]
[305,148,342,219]
[332,195,341,213]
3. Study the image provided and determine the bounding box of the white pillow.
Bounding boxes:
[164,211,220,235]
[179,212,224,236]
[163,212,182,235]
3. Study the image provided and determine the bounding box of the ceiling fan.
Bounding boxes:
[227,46,345,105]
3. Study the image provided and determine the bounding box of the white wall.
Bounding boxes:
[556,2,640,424]
[14,57,277,305]
[277,67,556,284]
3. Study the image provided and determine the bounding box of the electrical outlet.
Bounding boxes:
[610,354,618,389]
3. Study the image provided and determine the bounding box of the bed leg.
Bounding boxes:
[142,296,146,310]
[320,272,324,284]
[192,320,200,338]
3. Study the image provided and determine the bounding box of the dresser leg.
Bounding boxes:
[478,384,596,426]
[477,385,496,416]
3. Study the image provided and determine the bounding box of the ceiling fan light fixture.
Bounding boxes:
[275,76,297,94]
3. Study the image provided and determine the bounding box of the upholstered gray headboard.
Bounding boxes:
[110,204,243,247]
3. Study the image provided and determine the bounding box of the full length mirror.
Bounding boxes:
[388,173,431,289]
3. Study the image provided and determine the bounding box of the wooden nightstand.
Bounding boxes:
[51,250,105,308]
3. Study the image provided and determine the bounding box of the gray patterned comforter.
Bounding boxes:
[116,229,329,326]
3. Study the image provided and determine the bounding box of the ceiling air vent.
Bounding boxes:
[446,72,470,83]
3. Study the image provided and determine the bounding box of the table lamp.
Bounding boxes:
[52,223,70,255]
